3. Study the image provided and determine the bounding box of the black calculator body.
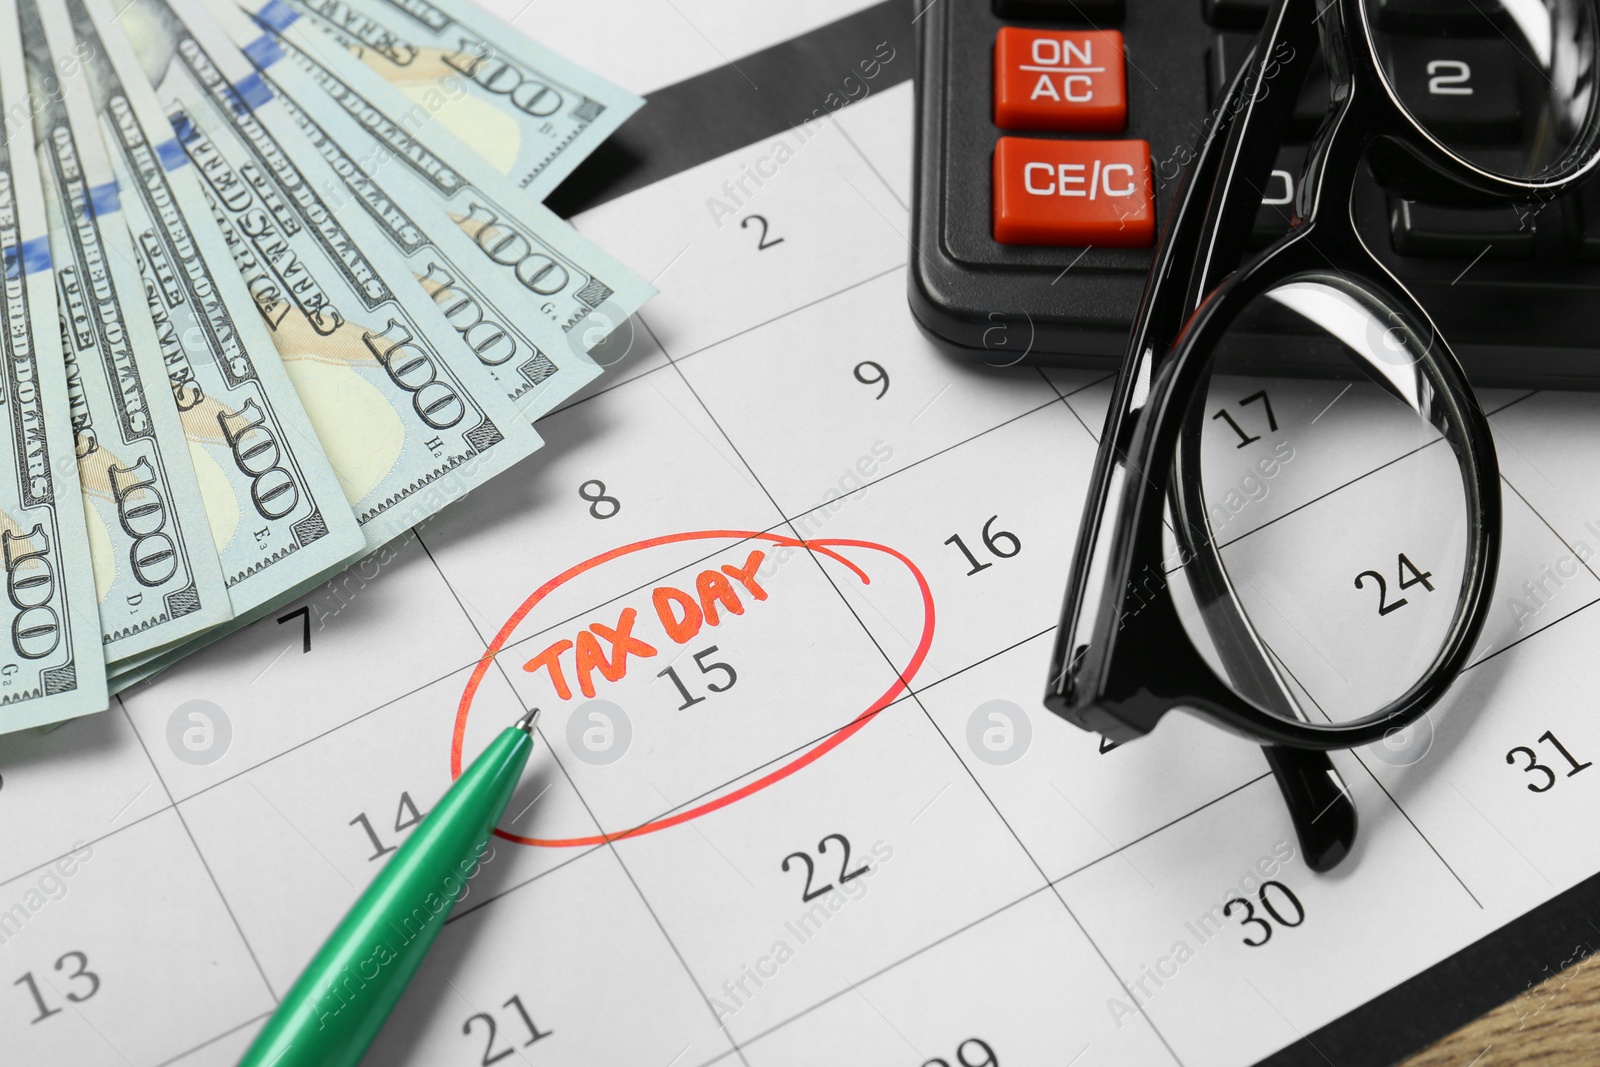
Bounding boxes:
[908,0,1600,387]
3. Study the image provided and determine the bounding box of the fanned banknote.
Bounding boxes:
[0,0,107,731]
[217,0,656,416]
[242,0,642,197]
[200,0,601,422]
[20,0,235,665]
[66,0,367,624]
[107,0,545,558]
[0,0,648,714]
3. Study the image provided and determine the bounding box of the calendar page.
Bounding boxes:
[5,9,1600,1065]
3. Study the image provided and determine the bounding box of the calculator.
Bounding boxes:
[908,0,1600,387]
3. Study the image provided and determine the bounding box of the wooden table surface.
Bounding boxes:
[1399,953,1600,1066]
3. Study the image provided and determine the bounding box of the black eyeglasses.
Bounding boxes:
[1044,0,1600,870]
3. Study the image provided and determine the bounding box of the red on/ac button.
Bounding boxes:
[993,137,1154,247]
[995,28,1127,132]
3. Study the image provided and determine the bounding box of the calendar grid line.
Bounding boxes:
[546,351,677,420]
[1061,391,1110,444]
[1450,418,1600,701]
[1459,470,1600,672]
[160,809,282,1007]
[1464,456,1600,657]
[908,624,1059,697]
[1037,366,1110,445]
[705,877,1172,1066]
[1481,389,1539,419]
[579,692,914,828]
[473,730,757,1067]
[1264,655,1485,909]
[838,380,1185,1067]
[652,299,1188,1067]
[1211,436,1446,558]
[1036,884,1189,1066]
[1049,772,1275,888]
[546,258,908,422]
[52,988,144,1067]
[1462,593,1600,674]
[0,803,171,892]
[116,700,281,1007]
[1197,378,1544,560]
[690,1046,743,1067]
[825,115,915,214]
[836,167,932,303]
[909,684,1190,1067]
[147,1010,270,1067]
[149,659,490,809]
[831,118,910,213]
[411,523,755,1067]
[1344,752,1484,908]
[410,530,623,919]
[439,840,604,925]
[828,89,915,216]
[647,260,908,370]
[1036,367,1067,398]
[1500,475,1600,585]
[601,842,756,1067]
[746,380,1103,518]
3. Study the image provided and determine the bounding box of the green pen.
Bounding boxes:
[240,708,541,1067]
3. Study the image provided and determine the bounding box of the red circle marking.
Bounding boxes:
[451,529,935,847]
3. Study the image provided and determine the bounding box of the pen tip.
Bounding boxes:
[516,707,540,734]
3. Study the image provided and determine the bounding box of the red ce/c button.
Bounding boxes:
[992,137,1154,247]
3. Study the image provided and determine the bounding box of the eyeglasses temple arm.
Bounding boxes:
[1180,0,1323,310]
[1170,339,1356,873]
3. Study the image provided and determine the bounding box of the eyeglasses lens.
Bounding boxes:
[1368,0,1597,178]
[1167,277,1473,725]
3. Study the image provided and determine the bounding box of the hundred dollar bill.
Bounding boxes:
[0,0,106,732]
[65,0,366,622]
[201,0,600,422]
[239,0,641,197]
[218,0,655,412]
[104,521,407,691]
[109,0,544,554]
[21,0,235,664]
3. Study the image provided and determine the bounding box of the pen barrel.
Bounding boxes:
[240,725,533,1067]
